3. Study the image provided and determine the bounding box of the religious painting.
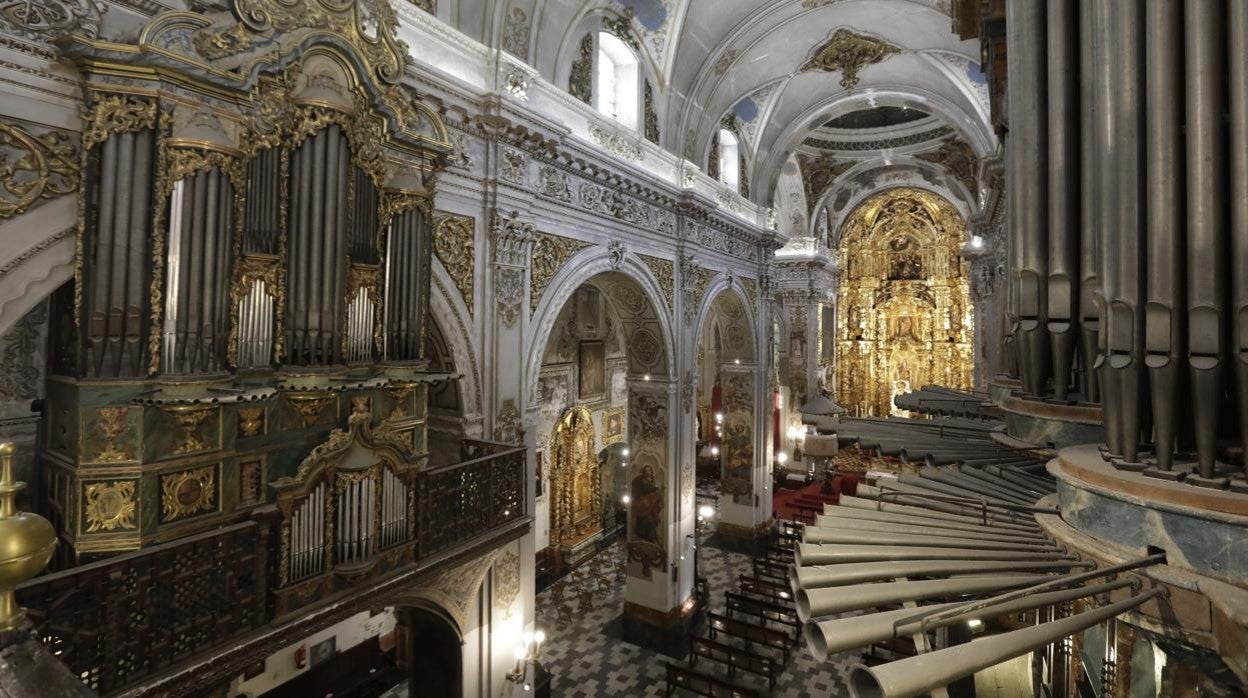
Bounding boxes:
[309,637,336,668]
[576,286,602,335]
[535,450,543,498]
[720,372,754,500]
[626,455,666,578]
[602,406,625,445]
[578,340,605,400]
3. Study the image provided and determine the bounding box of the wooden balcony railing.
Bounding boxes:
[15,439,528,696]
[419,440,527,557]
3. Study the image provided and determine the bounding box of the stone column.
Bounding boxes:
[621,377,690,655]
[485,210,534,446]
[715,363,770,548]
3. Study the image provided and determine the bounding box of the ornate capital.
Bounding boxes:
[490,210,535,267]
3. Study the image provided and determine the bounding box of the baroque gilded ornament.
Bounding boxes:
[495,267,524,327]
[164,404,216,455]
[238,407,265,437]
[434,214,475,315]
[638,254,674,313]
[161,466,217,522]
[801,28,903,91]
[0,122,80,219]
[85,480,137,532]
[0,0,105,42]
[94,406,130,462]
[494,550,521,619]
[530,233,592,312]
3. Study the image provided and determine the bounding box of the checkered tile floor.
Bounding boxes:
[532,539,861,697]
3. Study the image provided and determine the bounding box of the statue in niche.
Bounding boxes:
[890,252,923,280]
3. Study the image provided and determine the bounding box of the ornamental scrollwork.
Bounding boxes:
[493,399,522,444]
[915,138,979,195]
[82,94,158,153]
[538,165,571,203]
[569,33,593,104]
[0,121,80,219]
[490,210,535,267]
[85,480,137,532]
[0,0,105,43]
[434,213,476,315]
[801,28,902,91]
[590,126,644,163]
[530,232,592,313]
[494,550,522,619]
[638,254,674,313]
[161,465,217,522]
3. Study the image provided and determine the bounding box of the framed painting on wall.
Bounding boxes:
[578,340,605,401]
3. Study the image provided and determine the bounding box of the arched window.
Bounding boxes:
[595,32,640,130]
[717,128,740,193]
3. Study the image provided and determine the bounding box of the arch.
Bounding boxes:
[755,85,996,206]
[525,249,675,406]
[430,261,483,423]
[0,195,76,336]
[399,603,464,698]
[692,276,758,363]
[815,159,978,248]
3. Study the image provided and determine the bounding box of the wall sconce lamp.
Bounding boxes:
[507,629,546,691]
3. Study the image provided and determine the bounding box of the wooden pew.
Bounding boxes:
[752,557,789,581]
[737,575,793,606]
[689,636,777,690]
[706,612,791,665]
[664,662,761,698]
[724,592,801,643]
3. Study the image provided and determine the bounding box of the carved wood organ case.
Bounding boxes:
[40,0,454,569]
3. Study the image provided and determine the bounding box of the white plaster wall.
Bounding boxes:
[228,610,396,697]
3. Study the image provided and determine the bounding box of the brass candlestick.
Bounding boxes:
[0,442,56,632]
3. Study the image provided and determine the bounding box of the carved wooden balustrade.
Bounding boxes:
[13,439,528,697]
[15,520,270,695]
[419,440,527,557]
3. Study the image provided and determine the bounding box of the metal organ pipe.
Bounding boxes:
[1232,0,1248,480]
[1186,0,1228,479]
[1145,0,1186,471]
[1094,0,1122,456]
[1077,0,1099,402]
[1046,0,1079,402]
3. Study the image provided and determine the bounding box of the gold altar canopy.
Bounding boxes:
[549,406,601,546]
[835,188,974,416]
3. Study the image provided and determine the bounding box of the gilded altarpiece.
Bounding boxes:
[835,188,974,416]
[548,406,602,553]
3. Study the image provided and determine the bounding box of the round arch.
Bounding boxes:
[755,85,996,206]
[691,276,758,366]
[524,249,675,406]
[814,160,978,247]
[430,260,483,425]
[0,196,76,336]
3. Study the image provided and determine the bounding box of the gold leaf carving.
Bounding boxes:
[0,121,80,219]
[638,254,674,312]
[801,28,902,90]
[85,480,137,532]
[530,233,592,313]
[94,407,130,462]
[161,465,217,522]
[433,213,475,315]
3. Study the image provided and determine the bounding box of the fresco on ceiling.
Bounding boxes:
[618,0,668,31]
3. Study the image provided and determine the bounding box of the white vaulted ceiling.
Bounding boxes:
[428,0,993,207]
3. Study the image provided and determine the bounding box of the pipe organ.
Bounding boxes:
[40,0,453,561]
[1003,0,1248,487]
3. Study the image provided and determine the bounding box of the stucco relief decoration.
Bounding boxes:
[494,549,521,619]
[410,551,497,634]
[160,465,217,522]
[689,222,757,261]
[538,165,572,202]
[0,301,46,402]
[800,153,854,215]
[638,254,674,312]
[712,49,738,76]
[84,480,137,532]
[407,0,437,14]
[801,28,903,91]
[500,148,528,184]
[494,399,522,444]
[742,278,758,310]
[644,81,660,145]
[0,0,104,42]
[0,121,80,219]
[628,328,663,370]
[590,126,644,163]
[680,256,716,324]
[502,6,530,61]
[490,210,535,267]
[495,268,524,327]
[682,370,695,414]
[627,391,667,578]
[607,241,626,269]
[577,181,674,234]
[916,138,979,194]
[569,33,594,104]
[448,130,474,170]
[433,213,475,315]
[530,233,592,312]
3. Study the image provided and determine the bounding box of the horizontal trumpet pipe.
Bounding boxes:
[838,495,1042,533]
[797,574,1049,623]
[817,506,1051,541]
[847,590,1162,698]
[810,516,1047,546]
[793,559,1088,595]
[794,543,1074,568]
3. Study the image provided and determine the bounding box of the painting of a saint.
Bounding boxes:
[578,340,605,400]
[630,464,662,542]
